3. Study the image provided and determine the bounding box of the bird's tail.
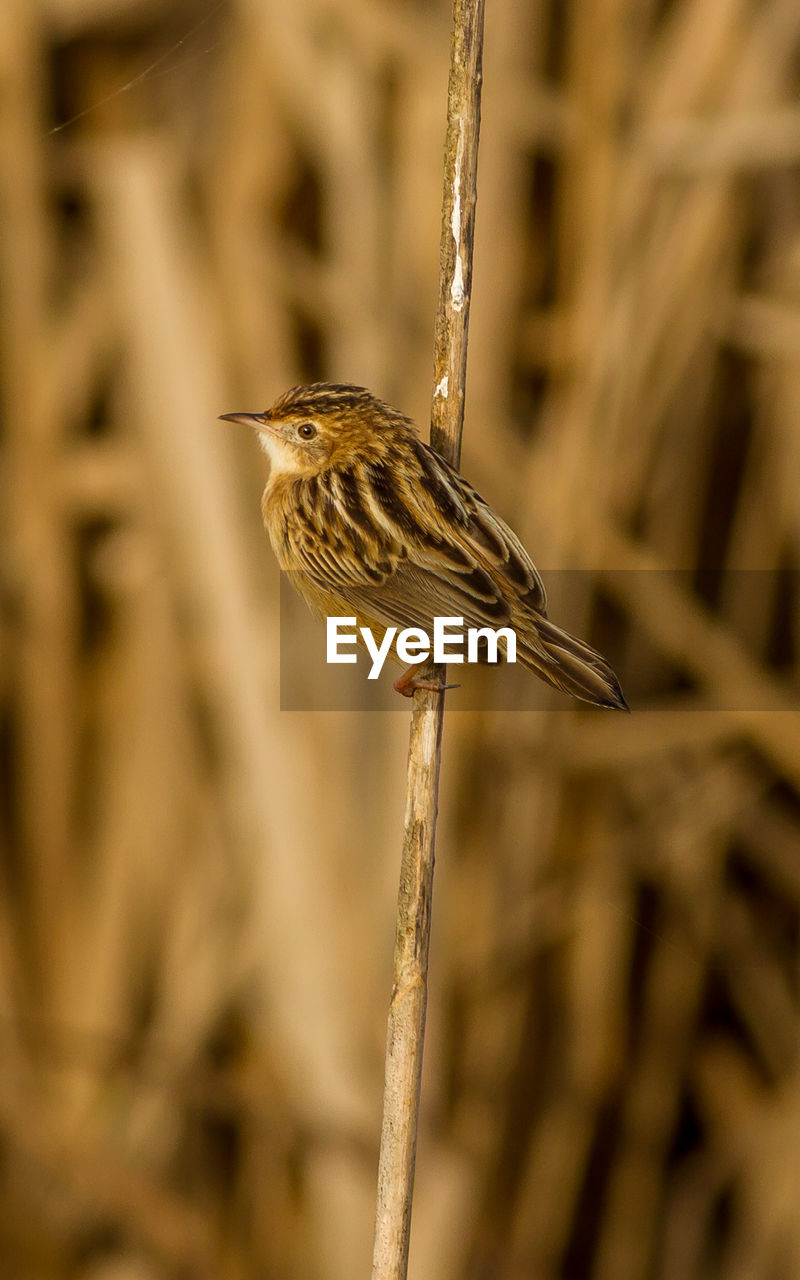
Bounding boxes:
[518,617,629,711]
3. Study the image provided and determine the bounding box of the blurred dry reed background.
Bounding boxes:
[1,0,799,1277]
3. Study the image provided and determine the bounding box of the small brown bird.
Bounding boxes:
[221,383,628,710]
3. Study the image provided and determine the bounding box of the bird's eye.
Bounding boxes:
[297,422,317,440]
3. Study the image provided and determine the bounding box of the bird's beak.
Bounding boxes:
[218,411,276,437]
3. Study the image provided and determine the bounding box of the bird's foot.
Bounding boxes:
[393,664,459,698]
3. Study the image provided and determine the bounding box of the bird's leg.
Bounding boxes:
[392,663,459,698]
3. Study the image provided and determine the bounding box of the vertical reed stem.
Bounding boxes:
[371,3,485,1277]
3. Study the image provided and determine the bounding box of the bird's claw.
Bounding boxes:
[393,665,459,698]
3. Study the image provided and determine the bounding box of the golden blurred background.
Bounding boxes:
[1,0,799,1277]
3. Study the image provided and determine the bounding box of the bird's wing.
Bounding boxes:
[286,440,549,650]
[403,439,547,616]
[288,522,505,636]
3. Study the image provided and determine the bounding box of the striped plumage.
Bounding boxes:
[221,383,628,710]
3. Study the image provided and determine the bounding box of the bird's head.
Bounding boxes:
[220,382,416,479]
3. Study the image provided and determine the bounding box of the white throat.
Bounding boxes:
[258,430,300,478]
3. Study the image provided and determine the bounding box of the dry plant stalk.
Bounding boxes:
[371,2,485,1278]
